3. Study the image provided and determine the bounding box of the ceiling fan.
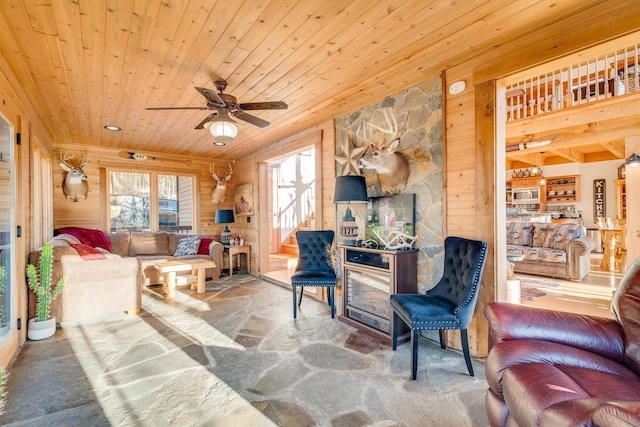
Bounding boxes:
[145,79,288,129]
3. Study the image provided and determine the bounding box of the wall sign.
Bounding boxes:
[593,179,606,218]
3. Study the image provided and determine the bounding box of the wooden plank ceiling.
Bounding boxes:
[0,0,637,161]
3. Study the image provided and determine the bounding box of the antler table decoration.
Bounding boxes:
[372,229,417,250]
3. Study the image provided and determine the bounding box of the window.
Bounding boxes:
[109,171,194,232]
[0,114,13,340]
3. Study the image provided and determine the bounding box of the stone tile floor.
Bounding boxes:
[1,275,489,426]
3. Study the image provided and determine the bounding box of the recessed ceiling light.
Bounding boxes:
[213,141,226,146]
[104,125,121,131]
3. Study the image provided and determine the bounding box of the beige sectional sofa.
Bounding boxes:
[28,229,223,322]
[506,221,595,281]
[107,231,223,286]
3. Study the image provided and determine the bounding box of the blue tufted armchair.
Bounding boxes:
[390,236,488,380]
[291,230,337,319]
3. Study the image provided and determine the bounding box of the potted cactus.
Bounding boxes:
[26,244,66,340]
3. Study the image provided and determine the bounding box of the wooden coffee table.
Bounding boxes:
[154,259,217,298]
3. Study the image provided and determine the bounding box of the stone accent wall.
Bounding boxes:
[334,76,444,289]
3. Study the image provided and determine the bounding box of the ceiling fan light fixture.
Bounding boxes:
[204,114,238,144]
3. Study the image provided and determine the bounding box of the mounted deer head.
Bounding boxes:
[356,109,410,194]
[210,162,233,204]
[59,152,90,202]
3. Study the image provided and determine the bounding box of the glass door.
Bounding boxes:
[0,114,13,341]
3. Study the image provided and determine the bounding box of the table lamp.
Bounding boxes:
[333,175,368,246]
[215,209,235,245]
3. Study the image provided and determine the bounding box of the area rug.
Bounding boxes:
[520,276,561,301]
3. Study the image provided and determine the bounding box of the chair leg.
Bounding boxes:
[298,285,304,307]
[411,329,419,380]
[438,330,446,349]
[391,311,399,350]
[292,285,297,319]
[461,329,474,377]
[328,287,334,318]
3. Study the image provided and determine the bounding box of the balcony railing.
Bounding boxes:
[505,44,638,122]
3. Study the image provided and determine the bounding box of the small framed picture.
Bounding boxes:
[234,183,254,216]
[618,163,626,180]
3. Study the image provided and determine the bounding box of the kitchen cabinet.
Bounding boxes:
[544,175,581,204]
[511,177,542,188]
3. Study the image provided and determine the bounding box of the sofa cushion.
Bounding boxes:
[108,232,131,256]
[130,232,169,256]
[541,223,585,250]
[507,245,567,263]
[174,236,201,256]
[502,363,640,427]
[506,222,534,246]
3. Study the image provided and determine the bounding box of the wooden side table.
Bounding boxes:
[224,245,251,276]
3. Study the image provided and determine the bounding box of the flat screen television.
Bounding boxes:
[364,193,415,248]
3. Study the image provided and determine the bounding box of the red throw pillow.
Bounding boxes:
[198,237,214,255]
[70,243,108,260]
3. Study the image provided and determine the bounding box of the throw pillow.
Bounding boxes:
[198,237,214,255]
[174,236,201,256]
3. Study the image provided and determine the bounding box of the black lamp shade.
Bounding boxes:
[333,175,368,203]
[215,209,235,224]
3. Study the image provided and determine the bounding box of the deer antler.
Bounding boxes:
[209,162,219,180]
[60,151,76,166]
[226,162,232,177]
[79,153,91,168]
[356,108,398,145]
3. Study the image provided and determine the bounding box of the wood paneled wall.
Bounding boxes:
[444,14,640,357]
[52,120,335,277]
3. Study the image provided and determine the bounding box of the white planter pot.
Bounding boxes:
[27,317,57,341]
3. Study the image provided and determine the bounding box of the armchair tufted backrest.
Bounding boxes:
[295,230,335,274]
[611,256,640,376]
[425,236,488,328]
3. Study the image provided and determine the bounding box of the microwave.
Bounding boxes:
[512,187,540,204]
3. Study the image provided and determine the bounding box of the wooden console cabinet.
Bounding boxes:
[338,246,417,343]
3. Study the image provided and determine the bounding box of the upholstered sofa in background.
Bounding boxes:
[506,221,594,281]
[28,228,223,322]
[483,257,640,426]
[107,231,223,285]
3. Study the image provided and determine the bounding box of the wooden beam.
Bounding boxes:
[506,95,640,137]
[602,140,626,158]
[547,147,583,163]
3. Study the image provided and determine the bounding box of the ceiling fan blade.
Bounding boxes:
[146,106,209,110]
[195,87,226,105]
[235,111,270,128]
[195,113,217,129]
[239,101,288,110]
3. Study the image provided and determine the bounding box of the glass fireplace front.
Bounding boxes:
[344,268,391,333]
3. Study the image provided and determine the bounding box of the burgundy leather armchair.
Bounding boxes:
[484,257,640,427]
